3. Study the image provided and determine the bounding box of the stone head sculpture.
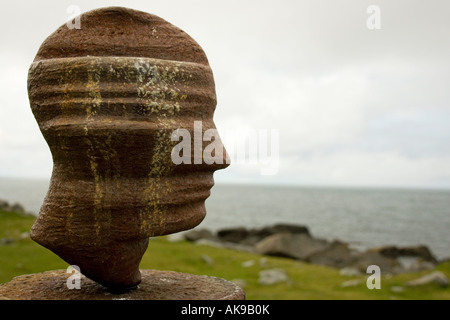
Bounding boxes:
[28,7,228,290]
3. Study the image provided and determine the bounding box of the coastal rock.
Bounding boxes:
[350,251,402,274]
[0,200,27,214]
[255,224,310,237]
[201,254,214,266]
[184,229,218,242]
[372,245,438,264]
[307,241,356,268]
[216,227,250,244]
[362,245,438,273]
[185,224,442,273]
[217,224,310,246]
[0,200,9,211]
[258,268,289,286]
[340,279,363,288]
[254,233,329,260]
[19,232,30,240]
[406,271,449,288]
[241,260,255,268]
[397,257,436,272]
[10,203,25,214]
[196,238,255,253]
[259,258,269,267]
[390,286,404,293]
[339,267,362,277]
[1,238,15,245]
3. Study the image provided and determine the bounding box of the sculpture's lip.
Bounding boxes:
[40,170,217,202]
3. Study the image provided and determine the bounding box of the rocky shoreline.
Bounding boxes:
[1,200,449,289]
[1,198,447,277]
[0,199,34,217]
[181,224,446,275]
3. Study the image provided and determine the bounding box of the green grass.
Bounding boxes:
[1,209,449,299]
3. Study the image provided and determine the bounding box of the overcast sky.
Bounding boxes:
[1,0,449,189]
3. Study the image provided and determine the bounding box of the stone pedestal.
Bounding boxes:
[0,270,245,300]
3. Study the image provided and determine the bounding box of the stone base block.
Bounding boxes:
[0,269,245,300]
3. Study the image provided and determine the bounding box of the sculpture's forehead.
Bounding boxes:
[33,6,209,66]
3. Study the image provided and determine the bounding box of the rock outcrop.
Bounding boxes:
[0,200,31,216]
[183,224,440,274]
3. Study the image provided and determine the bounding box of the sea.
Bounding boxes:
[0,177,449,260]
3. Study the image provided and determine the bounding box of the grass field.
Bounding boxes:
[1,209,449,300]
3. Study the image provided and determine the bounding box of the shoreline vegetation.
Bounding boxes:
[0,199,449,300]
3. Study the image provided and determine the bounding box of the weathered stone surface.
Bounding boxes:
[0,269,245,300]
[184,224,442,274]
[406,271,449,288]
[28,7,228,289]
[9,203,25,214]
[0,200,8,210]
[184,228,218,242]
[215,224,310,246]
[0,200,31,215]
[307,241,356,268]
[260,224,310,236]
[258,268,289,286]
[254,233,329,260]
[370,245,438,264]
[217,227,250,243]
[339,267,362,277]
[394,256,436,273]
[350,251,402,274]
[340,279,363,288]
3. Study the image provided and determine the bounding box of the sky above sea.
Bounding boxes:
[1,1,450,189]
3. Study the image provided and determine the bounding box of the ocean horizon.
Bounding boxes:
[0,176,449,260]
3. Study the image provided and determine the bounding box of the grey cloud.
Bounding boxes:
[1,0,450,187]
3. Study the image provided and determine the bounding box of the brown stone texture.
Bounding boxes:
[27,7,229,290]
[0,270,245,300]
